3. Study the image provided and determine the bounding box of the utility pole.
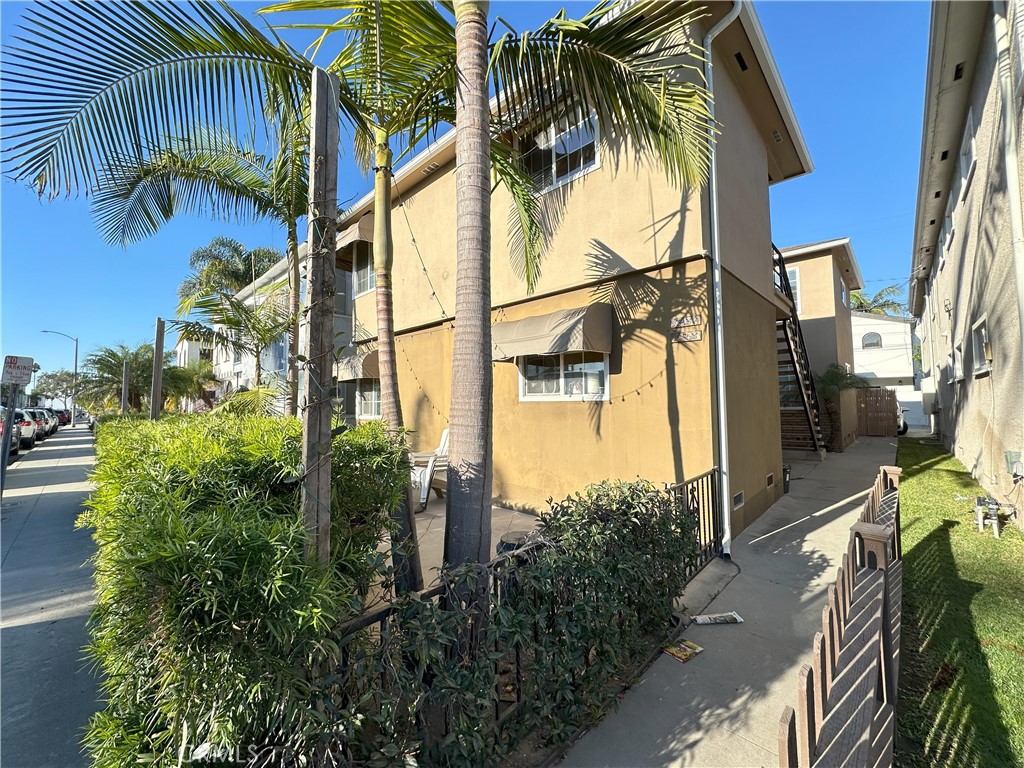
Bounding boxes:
[301,67,339,565]
[150,317,165,420]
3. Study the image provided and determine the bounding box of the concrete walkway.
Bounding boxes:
[1,425,99,768]
[560,436,898,768]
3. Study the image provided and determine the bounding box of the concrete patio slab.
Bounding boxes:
[559,437,897,768]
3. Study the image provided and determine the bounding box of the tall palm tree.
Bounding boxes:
[171,289,295,389]
[850,285,906,316]
[177,237,283,313]
[79,343,174,412]
[94,126,306,415]
[813,364,869,452]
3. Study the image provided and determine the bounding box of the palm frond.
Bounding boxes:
[491,138,545,293]
[2,0,314,198]
[92,131,282,246]
[491,1,713,189]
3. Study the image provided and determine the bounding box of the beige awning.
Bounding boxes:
[336,214,374,249]
[336,348,379,381]
[492,303,613,362]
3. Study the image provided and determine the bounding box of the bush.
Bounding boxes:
[338,479,698,766]
[81,415,408,768]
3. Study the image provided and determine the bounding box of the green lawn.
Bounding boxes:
[895,438,1024,768]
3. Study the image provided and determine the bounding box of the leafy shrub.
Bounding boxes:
[81,415,408,768]
[336,479,698,766]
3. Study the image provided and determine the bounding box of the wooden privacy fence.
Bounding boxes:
[857,388,898,437]
[779,465,903,768]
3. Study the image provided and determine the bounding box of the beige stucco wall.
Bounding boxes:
[723,272,784,531]
[392,260,715,512]
[918,12,1024,505]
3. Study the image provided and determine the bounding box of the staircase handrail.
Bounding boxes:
[773,245,823,435]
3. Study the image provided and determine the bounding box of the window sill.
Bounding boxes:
[519,394,608,403]
[353,288,376,300]
[538,161,601,195]
[973,367,991,379]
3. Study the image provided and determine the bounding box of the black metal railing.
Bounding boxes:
[667,467,722,581]
[772,246,823,447]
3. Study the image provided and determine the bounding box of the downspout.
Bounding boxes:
[705,0,743,558]
[993,2,1024,452]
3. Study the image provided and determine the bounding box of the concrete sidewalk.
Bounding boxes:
[560,436,898,768]
[1,425,99,768]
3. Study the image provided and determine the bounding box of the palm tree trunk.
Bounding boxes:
[254,355,262,388]
[373,125,423,593]
[285,221,300,417]
[445,0,493,567]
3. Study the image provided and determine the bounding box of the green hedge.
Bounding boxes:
[80,415,408,767]
[83,417,699,767]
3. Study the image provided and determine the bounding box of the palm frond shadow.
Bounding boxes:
[584,240,707,479]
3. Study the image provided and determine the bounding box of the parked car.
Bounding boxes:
[55,409,70,426]
[26,409,50,440]
[1,407,21,457]
[15,409,37,449]
[37,407,58,436]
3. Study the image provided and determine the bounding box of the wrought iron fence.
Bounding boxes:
[667,467,722,581]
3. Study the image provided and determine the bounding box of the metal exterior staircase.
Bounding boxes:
[773,246,824,453]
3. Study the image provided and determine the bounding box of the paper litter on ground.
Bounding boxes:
[663,639,704,664]
[691,610,744,625]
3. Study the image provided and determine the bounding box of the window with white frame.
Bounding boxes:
[353,241,375,296]
[972,319,991,373]
[356,378,381,419]
[954,342,964,380]
[520,110,599,191]
[959,109,976,197]
[786,267,801,313]
[334,267,351,315]
[519,352,608,401]
[841,281,848,308]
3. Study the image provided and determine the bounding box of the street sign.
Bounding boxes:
[2,356,34,385]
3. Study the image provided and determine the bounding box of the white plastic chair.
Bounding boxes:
[410,428,449,511]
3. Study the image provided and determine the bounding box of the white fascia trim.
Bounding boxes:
[778,237,851,259]
[738,2,814,176]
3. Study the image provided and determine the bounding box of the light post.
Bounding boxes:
[41,330,78,427]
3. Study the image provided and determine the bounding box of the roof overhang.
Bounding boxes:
[780,237,864,290]
[908,2,988,316]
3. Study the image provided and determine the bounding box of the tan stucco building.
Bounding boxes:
[778,238,863,451]
[333,2,816,538]
[910,0,1024,509]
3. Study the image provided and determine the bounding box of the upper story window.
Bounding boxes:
[520,110,599,191]
[334,267,351,314]
[518,352,608,401]
[972,319,991,374]
[959,109,976,198]
[862,332,882,349]
[953,342,964,380]
[199,348,213,362]
[786,267,801,314]
[841,281,848,308]
[353,241,375,296]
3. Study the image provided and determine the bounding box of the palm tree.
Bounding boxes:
[79,344,173,412]
[94,126,306,415]
[177,237,283,313]
[813,364,869,452]
[163,359,219,411]
[171,289,295,389]
[850,285,906,316]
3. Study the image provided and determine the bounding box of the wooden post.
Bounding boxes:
[120,361,130,414]
[301,67,339,566]
[0,383,20,495]
[150,317,164,420]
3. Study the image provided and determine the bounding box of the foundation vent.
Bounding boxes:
[766,473,775,488]
[732,490,745,509]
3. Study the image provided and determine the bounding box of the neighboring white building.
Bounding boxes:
[909,0,1024,504]
[211,254,355,417]
[851,312,927,428]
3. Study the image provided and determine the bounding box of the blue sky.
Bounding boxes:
[0,1,930,380]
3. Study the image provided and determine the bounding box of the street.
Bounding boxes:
[1,424,99,768]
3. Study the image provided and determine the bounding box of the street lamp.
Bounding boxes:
[41,330,79,428]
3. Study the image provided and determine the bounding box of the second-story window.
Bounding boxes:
[353,241,375,296]
[862,332,882,349]
[786,267,801,314]
[959,108,976,197]
[521,110,599,191]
